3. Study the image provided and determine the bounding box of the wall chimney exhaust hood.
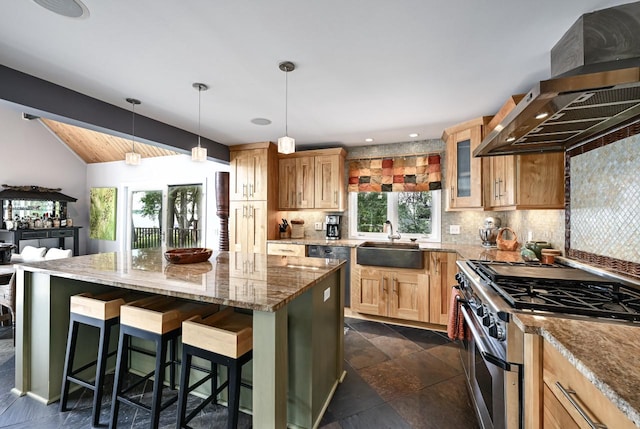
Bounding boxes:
[475,1,640,157]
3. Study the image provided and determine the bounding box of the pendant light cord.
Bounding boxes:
[284,70,289,136]
[197,85,202,148]
[131,101,136,152]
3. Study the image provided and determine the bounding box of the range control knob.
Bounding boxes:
[489,324,506,341]
[482,313,492,327]
[476,305,485,317]
[455,273,463,283]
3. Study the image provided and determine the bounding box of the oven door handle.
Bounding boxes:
[461,305,516,372]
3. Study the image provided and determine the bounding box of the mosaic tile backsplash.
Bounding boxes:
[571,134,640,264]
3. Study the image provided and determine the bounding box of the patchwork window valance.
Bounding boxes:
[348,154,442,192]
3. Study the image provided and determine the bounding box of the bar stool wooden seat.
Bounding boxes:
[177,307,253,429]
[109,296,219,429]
[60,290,145,427]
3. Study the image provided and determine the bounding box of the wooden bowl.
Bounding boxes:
[164,248,213,264]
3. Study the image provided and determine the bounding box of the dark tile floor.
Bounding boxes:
[0,318,479,428]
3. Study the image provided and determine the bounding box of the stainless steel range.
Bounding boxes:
[455,259,640,429]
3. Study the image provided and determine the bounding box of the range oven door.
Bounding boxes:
[460,305,520,429]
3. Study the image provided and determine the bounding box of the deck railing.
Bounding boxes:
[132,227,200,249]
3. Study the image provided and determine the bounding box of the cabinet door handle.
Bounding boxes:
[243,184,248,198]
[334,191,338,205]
[382,277,388,294]
[435,258,440,274]
[298,191,302,205]
[242,205,247,218]
[494,180,499,200]
[291,191,295,206]
[450,186,455,200]
[247,205,253,218]
[249,184,254,198]
[555,382,608,429]
[392,277,398,295]
[497,178,503,198]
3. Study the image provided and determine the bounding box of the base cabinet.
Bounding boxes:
[428,252,458,325]
[351,251,457,324]
[541,339,635,429]
[352,266,428,322]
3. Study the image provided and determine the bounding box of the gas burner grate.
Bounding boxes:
[468,259,640,322]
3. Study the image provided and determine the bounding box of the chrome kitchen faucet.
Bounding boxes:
[384,220,401,241]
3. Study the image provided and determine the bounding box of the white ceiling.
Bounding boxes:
[0,0,633,150]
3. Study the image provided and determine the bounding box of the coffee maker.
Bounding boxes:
[325,215,341,240]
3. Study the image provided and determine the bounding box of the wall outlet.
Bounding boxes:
[449,225,461,234]
[315,222,323,231]
[324,287,331,302]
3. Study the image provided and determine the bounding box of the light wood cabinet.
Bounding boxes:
[229,200,268,254]
[442,117,493,211]
[278,156,314,209]
[230,147,270,201]
[428,252,458,325]
[483,96,565,210]
[352,266,428,322]
[352,251,458,324]
[315,153,345,210]
[267,242,306,257]
[278,148,346,211]
[541,339,635,429]
[229,142,279,254]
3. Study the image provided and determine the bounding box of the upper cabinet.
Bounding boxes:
[230,146,272,201]
[278,156,314,209]
[442,97,565,212]
[483,96,565,211]
[278,148,346,211]
[442,117,493,210]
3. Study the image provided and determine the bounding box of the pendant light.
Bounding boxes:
[278,61,296,154]
[124,98,141,166]
[191,82,209,162]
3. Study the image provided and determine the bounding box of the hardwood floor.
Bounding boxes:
[0,319,479,428]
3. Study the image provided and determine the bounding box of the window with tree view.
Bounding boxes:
[350,190,441,241]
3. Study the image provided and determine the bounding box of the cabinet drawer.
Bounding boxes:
[50,229,74,238]
[543,341,635,429]
[267,243,306,257]
[20,230,49,239]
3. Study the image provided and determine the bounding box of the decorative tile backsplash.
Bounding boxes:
[570,134,640,264]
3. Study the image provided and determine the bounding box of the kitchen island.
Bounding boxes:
[13,248,346,429]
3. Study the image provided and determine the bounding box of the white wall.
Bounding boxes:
[0,102,89,253]
[86,155,229,254]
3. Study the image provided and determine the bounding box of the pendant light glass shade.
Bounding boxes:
[125,98,141,166]
[278,61,296,154]
[277,136,295,154]
[191,82,209,162]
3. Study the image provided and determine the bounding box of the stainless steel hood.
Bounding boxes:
[475,2,640,157]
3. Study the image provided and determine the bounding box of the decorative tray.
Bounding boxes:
[164,248,213,264]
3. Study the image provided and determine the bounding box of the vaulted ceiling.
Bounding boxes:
[40,118,179,164]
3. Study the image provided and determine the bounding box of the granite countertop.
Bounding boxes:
[514,314,640,426]
[15,248,345,313]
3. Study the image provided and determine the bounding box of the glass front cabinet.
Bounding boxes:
[442,117,492,210]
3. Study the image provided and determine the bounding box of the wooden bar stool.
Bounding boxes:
[59,290,145,427]
[109,296,219,429]
[177,307,253,429]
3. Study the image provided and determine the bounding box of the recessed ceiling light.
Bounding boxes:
[365,138,374,143]
[33,0,90,18]
[506,136,516,142]
[535,112,548,120]
[409,133,419,138]
[251,118,272,126]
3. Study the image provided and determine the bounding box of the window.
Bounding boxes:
[349,190,441,242]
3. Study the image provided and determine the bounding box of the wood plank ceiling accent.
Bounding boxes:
[41,118,180,164]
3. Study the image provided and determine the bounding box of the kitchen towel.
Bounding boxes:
[447,287,466,341]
